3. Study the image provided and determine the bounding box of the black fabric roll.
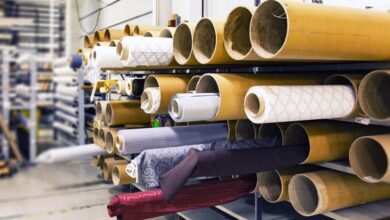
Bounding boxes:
[159,140,308,201]
[132,78,146,97]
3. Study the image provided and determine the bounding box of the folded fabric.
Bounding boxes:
[160,143,307,200]
[107,174,256,220]
[126,144,211,188]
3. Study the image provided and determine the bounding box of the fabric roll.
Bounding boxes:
[118,36,173,67]
[244,85,355,124]
[126,144,210,188]
[70,54,83,69]
[91,46,123,68]
[141,88,160,114]
[56,85,78,97]
[53,121,77,136]
[159,139,304,200]
[131,78,145,96]
[105,100,150,126]
[55,102,78,116]
[124,79,133,96]
[52,76,77,84]
[168,93,220,122]
[53,66,77,75]
[116,80,127,94]
[103,158,128,181]
[349,134,390,183]
[112,164,135,185]
[53,57,68,68]
[107,175,256,220]
[288,170,390,216]
[36,144,107,163]
[116,123,228,154]
[55,111,78,125]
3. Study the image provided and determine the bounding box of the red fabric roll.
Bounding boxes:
[107,174,256,220]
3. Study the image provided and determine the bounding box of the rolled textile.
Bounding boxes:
[133,25,166,35]
[257,165,321,203]
[55,102,78,116]
[69,54,83,69]
[124,79,133,96]
[112,164,135,185]
[288,170,390,216]
[258,123,289,145]
[244,85,355,124]
[116,123,229,154]
[168,93,220,122]
[324,74,365,118]
[173,23,198,65]
[126,144,210,188]
[235,119,259,140]
[250,0,390,60]
[107,175,256,220]
[159,141,306,200]
[186,75,200,92]
[196,73,326,121]
[159,27,176,38]
[283,121,390,163]
[53,56,68,68]
[84,34,95,48]
[123,24,134,36]
[53,66,77,75]
[55,111,78,125]
[142,75,191,114]
[96,101,108,122]
[103,158,128,181]
[56,85,78,97]
[94,30,106,42]
[105,100,150,126]
[36,144,107,163]
[349,134,390,183]
[117,36,173,67]
[104,28,123,41]
[144,31,161,37]
[358,70,390,121]
[224,6,262,61]
[53,121,77,136]
[193,18,235,64]
[52,76,77,84]
[115,80,127,94]
[91,45,123,68]
[131,78,145,96]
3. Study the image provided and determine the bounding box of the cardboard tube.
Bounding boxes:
[257,165,320,203]
[92,46,123,68]
[324,74,365,118]
[105,100,150,126]
[235,119,259,140]
[94,30,106,42]
[84,35,95,48]
[96,101,107,122]
[288,170,390,216]
[125,79,133,96]
[250,0,390,60]
[95,42,110,46]
[142,75,191,114]
[358,70,390,121]
[109,40,119,47]
[195,73,326,121]
[144,31,161,37]
[123,24,134,36]
[97,127,107,149]
[93,127,99,146]
[97,154,117,169]
[258,123,289,143]
[193,18,235,64]
[283,121,390,163]
[112,164,135,185]
[133,25,166,35]
[105,128,120,154]
[186,75,200,92]
[173,23,198,65]
[116,80,126,94]
[103,158,128,181]
[349,134,390,183]
[104,28,123,41]
[224,6,262,61]
[159,27,176,38]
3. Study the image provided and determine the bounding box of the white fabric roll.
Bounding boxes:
[55,111,78,125]
[55,93,77,103]
[37,93,53,101]
[116,80,127,94]
[56,85,78,97]
[53,57,68,68]
[245,85,355,124]
[36,144,107,163]
[141,87,160,114]
[169,93,220,122]
[53,66,77,75]
[55,102,78,116]
[53,121,77,135]
[91,45,123,68]
[53,76,77,84]
[125,79,133,95]
[120,36,173,67]
[117,123,228,154]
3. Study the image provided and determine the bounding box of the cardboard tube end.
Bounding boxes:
[259,123,283,142]
[187,76,200,92]
[173,24,193,65]
[245,93,264,119]
[235,120,256,140]
[134,25,140,35]
[350,137,388,183]
[105,104,113,125]
[116,135,124,151]
[159,29,173,38]
[104,29,111,41]
[112,166,121,185]
[289,174,319,216]
[124,24,131,36]
[116,41,128,60]
[258,170,283,203]
[193,19,217,64]
[251,0,287,59]
[106,132,117,154]
[284,123,310,161]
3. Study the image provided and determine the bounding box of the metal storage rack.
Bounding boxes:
[97,60,390,220]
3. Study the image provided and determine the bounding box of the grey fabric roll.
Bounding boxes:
[117,123,228,154]
[126,144,211,188]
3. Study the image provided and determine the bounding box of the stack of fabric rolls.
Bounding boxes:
[77,0,390,219]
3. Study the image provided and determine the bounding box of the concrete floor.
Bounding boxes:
[0,160,126,220]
